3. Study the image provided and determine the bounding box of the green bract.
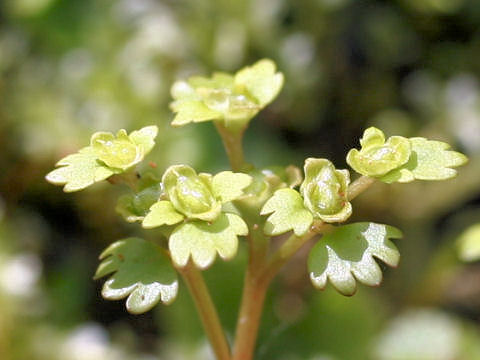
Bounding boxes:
[300,158,352,223]
[46,126,158,192]
[142,165,252,268]
[380,137,468,183]
[170,59,284,129]
[261,188,313,236]
[94,237,178,314]
[346,127,411,178]
[308,222,402,296]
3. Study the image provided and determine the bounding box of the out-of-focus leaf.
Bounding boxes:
[94,237,178,314]
[308,222,401,296]
[373,309,465,360]
[457,223,480,262]
[169,213,248,269]
[234,58,284,106]
[261,188,313,236]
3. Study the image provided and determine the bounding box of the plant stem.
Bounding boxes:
[232,266,269,360]
[214,121,247,172]
[347,175,376,200]
[260,221,331,284]
[179,262,231,360]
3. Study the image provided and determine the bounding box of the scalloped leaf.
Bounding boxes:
[261,188,313,236]
[211,171,252,203]
[381,137,468,183]
[169,213,248,269]
[308,222,401,296]
[94,237,178,314]
[142,201,185,228]
[45,147,116,192]
[234,59,284,106]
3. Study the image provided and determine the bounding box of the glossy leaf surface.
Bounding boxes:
[94,238,178,314]
[308,222,401,296]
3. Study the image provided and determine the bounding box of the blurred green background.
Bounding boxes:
[1,0,480,359]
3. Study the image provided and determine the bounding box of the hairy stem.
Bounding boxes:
[179,262,231,360]
[214,121,247,172]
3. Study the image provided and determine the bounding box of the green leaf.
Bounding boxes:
[234,59,284,106]
[308,222,401,296]
[94,237,178,314]
[169,213,248,269]
[211,171,252,203]
[170,100,222,126]
[346,127,412,177]
[261,188,313,236]
[128,125,158,155]
[45,147,116,192]
[142,201,185,228]
[116,177,162,223]
[457,223,480,262]
[381,137,468,183]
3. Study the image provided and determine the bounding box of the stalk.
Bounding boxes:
[179,262,231,360]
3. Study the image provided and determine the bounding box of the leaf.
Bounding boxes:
[457,223,480,262]
[261,188,313,236]
[45,147,116,192]
[170,100,221,126]
[234,59,284,106]
[94,237,178,314]
[381,137,468,183]
[169,213,248,269]
[308,222,401,296]
[211,171,253,202]
[129,125,158,155]
[116,184,162,223]
[142,201,185,228]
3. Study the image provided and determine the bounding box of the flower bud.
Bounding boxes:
[347,127,411,177]
[300,158,352,223]
[91,130,141,170]
[163,165,221,222]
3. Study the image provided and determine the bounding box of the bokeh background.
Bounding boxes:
[1,0,480,359]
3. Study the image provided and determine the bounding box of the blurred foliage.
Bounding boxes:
[1,0,480,359]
